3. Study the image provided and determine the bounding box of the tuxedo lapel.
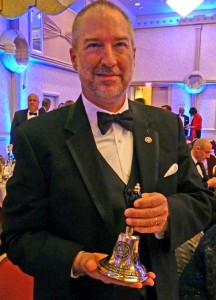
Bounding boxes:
[64,97,116,237]
[130,101,159,192]
[19,109,28,124]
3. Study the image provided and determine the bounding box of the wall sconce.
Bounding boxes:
[165,0,204,17]
[0,30,29,73]
[184,71,206,94]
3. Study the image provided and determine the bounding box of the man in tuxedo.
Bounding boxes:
[2,2,214,300]
[10,93,44,144]
[178,106,189,136]
[191,138,216,189]
[39,97,51,113]
[191,138,216,231]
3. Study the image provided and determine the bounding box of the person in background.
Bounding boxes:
[10,93,44,144]
[186,107,202,139]
[175,138,216,275]
[178,107,189,136]
[39,98,51,113]
[179,224,216,300]
[65,100,74,106]
[191,138,216,190]
[191,138,216,231]
[135,98,146,105]
[2,1,214,300]
[58,102,65,108]
[161,104,172,111]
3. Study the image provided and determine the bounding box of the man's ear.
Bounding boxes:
[133,47,136,67]
[70,48,78,70]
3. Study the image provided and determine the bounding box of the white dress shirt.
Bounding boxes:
[82,94,133,184]
[27,110,39,120]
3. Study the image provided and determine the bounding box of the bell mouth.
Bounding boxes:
[98,255,148,283]
[98,233,148,283]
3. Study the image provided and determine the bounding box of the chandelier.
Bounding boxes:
[0,0,76,19]
[165,0,204,18]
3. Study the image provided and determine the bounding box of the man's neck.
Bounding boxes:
[82,92,127,113]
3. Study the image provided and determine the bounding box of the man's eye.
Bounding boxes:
[115,42,128,48]
[86,43,101,49]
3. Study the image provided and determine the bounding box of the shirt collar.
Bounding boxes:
[191,155,198,165]
[82,93,129,127]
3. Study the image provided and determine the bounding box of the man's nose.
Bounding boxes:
[101,45,117,68]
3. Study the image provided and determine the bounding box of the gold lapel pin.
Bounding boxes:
[145,137,152,143]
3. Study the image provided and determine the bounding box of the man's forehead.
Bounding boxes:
[28,97,38,102]
[81,7,129,30]
[200,145,212,152]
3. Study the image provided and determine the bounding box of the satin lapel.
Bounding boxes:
[64,97,116,238]
[130,101,159,192]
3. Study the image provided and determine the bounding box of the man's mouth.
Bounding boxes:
[96,73,118,77]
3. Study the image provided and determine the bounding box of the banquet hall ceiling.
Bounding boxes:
[115,0,216,17]
[68,0,216,29]
[1,0,216,19]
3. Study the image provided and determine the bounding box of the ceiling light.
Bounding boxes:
[165,0,204,17]
[135,2,140,6]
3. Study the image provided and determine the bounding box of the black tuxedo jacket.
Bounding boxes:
[2,97,214,300]
[10,108,45,144]
[179,114,190,136]
[39,107,47,113]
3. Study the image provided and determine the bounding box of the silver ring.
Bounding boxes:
[155,217,158,226]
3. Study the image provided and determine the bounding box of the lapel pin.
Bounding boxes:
[145,137,152,143]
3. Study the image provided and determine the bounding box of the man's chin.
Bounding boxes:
[94,89,125,100]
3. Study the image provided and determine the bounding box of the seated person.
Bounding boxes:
[191,138,216,190]
[179,224,216,300]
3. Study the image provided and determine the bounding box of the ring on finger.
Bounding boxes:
[155,217,158,226]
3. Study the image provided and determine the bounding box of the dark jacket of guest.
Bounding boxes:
[179,114,189,136]
[39,107,46,113]
[179,224,216,299]
[10,109,45,144]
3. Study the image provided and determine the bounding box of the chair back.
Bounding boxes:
[210,140,216,156]
[0,253,34,300]
[207,154,216,179]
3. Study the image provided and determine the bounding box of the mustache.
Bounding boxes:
[94,67,121,76]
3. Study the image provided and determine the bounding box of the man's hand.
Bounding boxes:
[73,252,155,288]
[124,192,169,234]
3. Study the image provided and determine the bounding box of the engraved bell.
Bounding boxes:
[98,183,148,283]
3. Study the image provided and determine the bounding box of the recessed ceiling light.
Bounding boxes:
[135,2,140,6]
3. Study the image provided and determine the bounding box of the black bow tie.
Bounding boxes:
[29,112,37,116]
[97,109,133,135]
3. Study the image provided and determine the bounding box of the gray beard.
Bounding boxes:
[85,80,130,102]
